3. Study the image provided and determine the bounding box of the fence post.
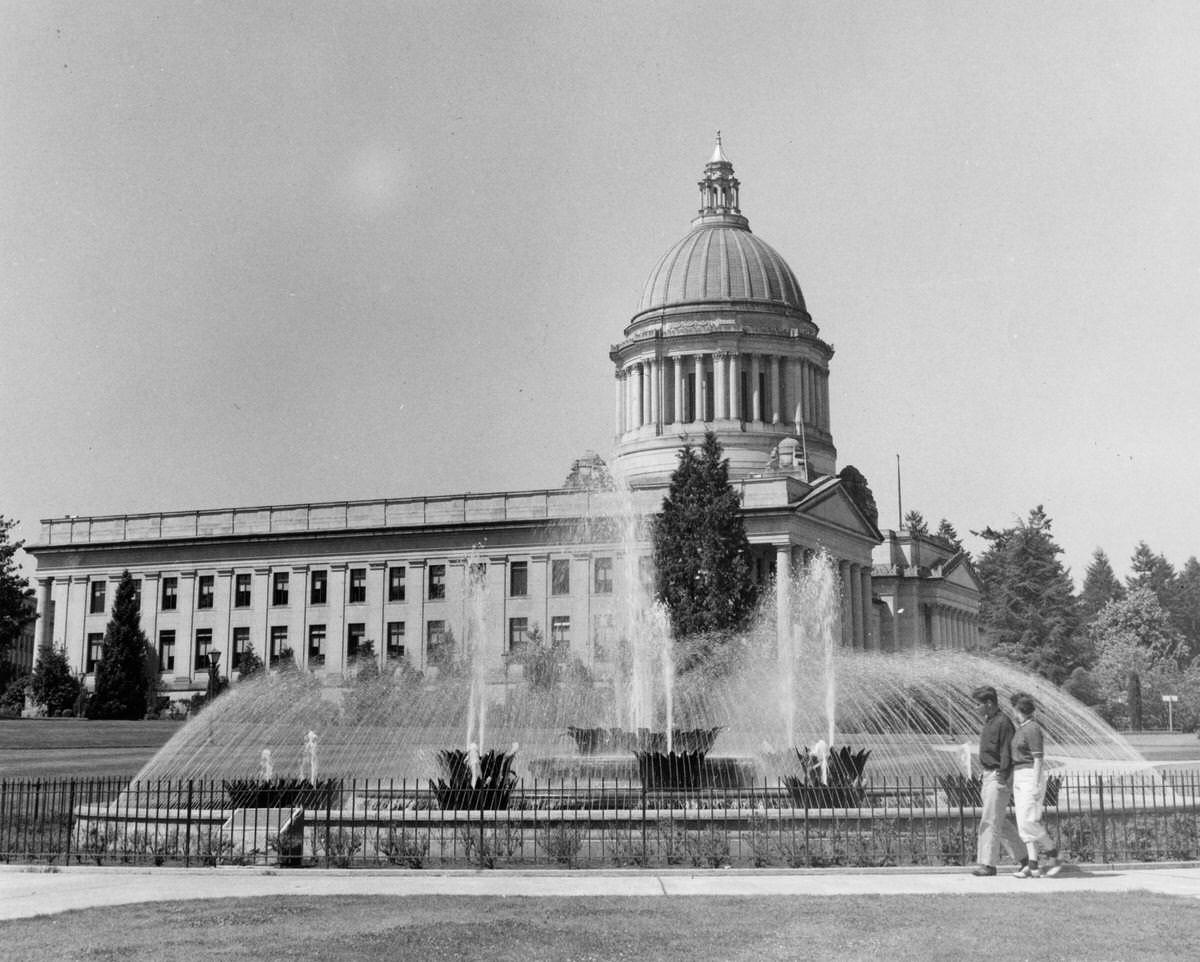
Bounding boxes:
[64,780,76,864]
[184,780,194,868]
[1096,774,1108,864]
[640,779,647,861]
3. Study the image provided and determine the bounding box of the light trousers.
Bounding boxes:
[1012,766,1054,860]
[976,769,1025,867]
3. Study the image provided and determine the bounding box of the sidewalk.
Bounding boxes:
[2,864,1198,920]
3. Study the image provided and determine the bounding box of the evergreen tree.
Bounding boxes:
[903,510,928,535]
[236,643,265,680]
[87,571,152,719]
[1126,542,1177,600]
[974,506,1083,684]
[1173,557,1200,663]
[653,432,758,637]
[837,465,879,530]
[935,519,965,554]
[0,516,36,667]
[30,644,80,715]
[1079,548,1125,623]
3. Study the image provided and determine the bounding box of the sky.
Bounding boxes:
[3,1,1199,587]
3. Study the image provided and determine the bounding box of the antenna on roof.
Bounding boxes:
[896,453,903,528]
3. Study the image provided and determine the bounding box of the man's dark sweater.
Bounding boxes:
[978,710,1015,778]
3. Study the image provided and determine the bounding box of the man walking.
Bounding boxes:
[971,685,1026,876]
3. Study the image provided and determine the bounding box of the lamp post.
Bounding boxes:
[206,650,221,702]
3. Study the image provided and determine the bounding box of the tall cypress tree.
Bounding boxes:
[975,506,1083,684]
[0,516,36,673]
[87,571,152,719]
[653,432,758,638]
[1079,548,1124,623]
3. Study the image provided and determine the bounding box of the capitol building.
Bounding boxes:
[27,138,983,697]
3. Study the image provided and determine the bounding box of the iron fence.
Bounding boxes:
[1,772,1197,869]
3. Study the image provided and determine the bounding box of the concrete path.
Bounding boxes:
[1,864,1198,920]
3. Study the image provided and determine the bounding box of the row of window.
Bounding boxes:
[85,558,620,615]
[83,614,581,676]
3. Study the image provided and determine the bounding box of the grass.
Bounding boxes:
[0,719,181,779]
[2,893,1199,961]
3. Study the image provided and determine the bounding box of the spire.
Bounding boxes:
[695,132,747,228]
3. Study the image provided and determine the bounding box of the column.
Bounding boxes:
[714,352,729,420]
[849,563,863,649]
[820,370,830,431]
[838,560,852,647]
[408,561,427,671]
[368,561,387,670]
[216,569,233,671]
[776,544,793,671]
[178,572,197,683]
[36,578,54,649]
[614,368,624,437]
[860,566,874,651]
[648,358,659,428]
[769,355,781,424]
[673,357,685,424]
[729,353,742,420]
[631,364,643,428]
[693,354,704,422]
[141,573,160,668]
[750,354,762,422]
[326,563,348,676]
[66,576,88,674]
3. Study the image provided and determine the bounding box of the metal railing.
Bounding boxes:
[2,772,1197,869]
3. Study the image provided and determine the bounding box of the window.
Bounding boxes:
[426,620,447,663]
[388,566,406,602]
[272,572,289,606]
[194,628,213,671]
[310,570,327,605]
[158,630,175,673]
[231,627,250,671]
[270,626,289,661]
[197,575,215,609]
[593,557,613,594]
[509,561,528,597]
[551,615,570,650]
[428,564,446,600]
[551,559,570,596]
[234,573,252,608]
[308,625,326,667]
[161,577,178,611]
[347,623,365,661]
[508,617,529,656]
[592,613,614,663]
[638,556,655,589]
[86,633,104,673]
[89,581,106,614]
[131,580,141,610]
[348,568,366,604]
[386,621,405,660]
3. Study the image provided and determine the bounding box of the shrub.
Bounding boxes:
[540,824,584,867]
[377,829,429,868]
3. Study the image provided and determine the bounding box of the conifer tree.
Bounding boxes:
[1126,542,1178,601]
[1079,548,1124,624]
[87,571,152,719]
[935,519,965,554]
[975,506,1083,684]
[1173,557,1200,663]
[30,644,80,715]
[903,510,928,535]
[0,516,36,670]
[653,432,758,638]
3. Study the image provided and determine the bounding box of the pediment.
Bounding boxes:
[793,479,881,541]
[939,553,983,592]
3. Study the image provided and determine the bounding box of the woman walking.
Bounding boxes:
[1010,693,1061,877]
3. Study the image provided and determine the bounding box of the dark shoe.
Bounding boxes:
[971,865,997,876]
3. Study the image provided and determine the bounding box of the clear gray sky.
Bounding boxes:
[3,1,1199,585]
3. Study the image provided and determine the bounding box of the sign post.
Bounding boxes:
[1162,694,1179,733]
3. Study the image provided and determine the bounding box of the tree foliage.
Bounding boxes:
[1079,549,1125,624]
[0,516,36,665]
[30,645,80,715]
[837,465,879,530]
[87,571,152,719]
[236,643,265,680]
[903,510,928,535]
[975,506,1083,684]
[653,432,758,638]
[935,519,965,554]
[1088,588,1185,729]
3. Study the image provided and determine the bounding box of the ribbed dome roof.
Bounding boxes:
[638,220,807,314]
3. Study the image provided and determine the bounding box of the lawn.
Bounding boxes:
[2,893,1199,961]
[0,719,182,779]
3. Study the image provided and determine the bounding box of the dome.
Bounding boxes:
[637,219,807,315]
